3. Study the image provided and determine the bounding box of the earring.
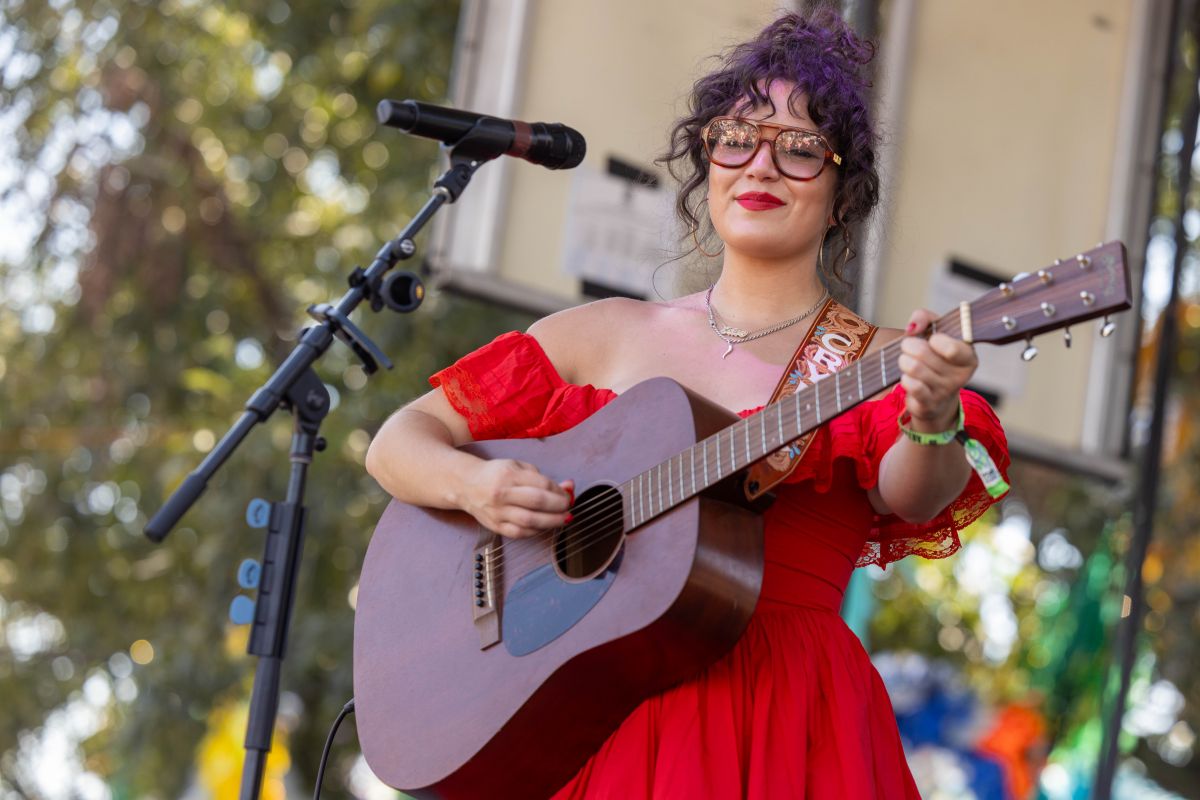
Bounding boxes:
[817,224,832,275]
[692,196,724,258]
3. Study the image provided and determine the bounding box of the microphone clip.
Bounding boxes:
[306,302,393,375]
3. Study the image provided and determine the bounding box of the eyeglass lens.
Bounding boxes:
[704,119,829,180]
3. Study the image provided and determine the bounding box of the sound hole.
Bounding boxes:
[553,484,625,581]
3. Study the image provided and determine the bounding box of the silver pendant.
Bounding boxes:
[719,326,748,340]
[722,343,734,359]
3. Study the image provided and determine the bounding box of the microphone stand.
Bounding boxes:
[145,135,497,799]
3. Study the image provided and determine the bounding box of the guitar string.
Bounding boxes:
[538,310,985,570]
[476,325,965,576]
[479,321,974,577]
[482,262,1094,567]
[489,294,1044,575]
[477,331,934,576]
[478,268,1105,579]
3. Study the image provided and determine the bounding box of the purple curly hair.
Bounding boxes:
[659,9,879,288]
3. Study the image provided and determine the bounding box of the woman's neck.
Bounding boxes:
[707,250,828,327]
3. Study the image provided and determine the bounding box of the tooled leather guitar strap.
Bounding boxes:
[744,297,877,502]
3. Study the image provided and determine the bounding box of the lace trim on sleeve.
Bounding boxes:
[855,388,1009,568]
[761,386,1009,569]
[429,331,616,440]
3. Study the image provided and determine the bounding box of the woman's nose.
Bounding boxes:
[743,139,779,179]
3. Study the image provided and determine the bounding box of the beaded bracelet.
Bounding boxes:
[897,400,1010,499]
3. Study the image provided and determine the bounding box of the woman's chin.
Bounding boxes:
[719,237,811,263]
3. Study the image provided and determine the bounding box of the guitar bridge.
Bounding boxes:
[472,532,502,650]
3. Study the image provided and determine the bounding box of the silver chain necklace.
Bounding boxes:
[705,284,829,359]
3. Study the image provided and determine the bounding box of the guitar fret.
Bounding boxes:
[647,469,653,518]
[644,471,650,520]
[744,423,751,467]
[660,464,667,512]
[704,439,710,484]
[776,405,783,450]
[881,354,887,386]
[716,431,722,477]
[680,454,686,498]
[638,473,644,524]
[760,415,767,455]
[638,472,645,522]
[649,466,655,517]
[857,361,864,399]
[836,372,843,412]
[691,448,697,496]
[657,464,663,514]
[815,384,821,421]
[668,459,673,507]
[648,465,657,515]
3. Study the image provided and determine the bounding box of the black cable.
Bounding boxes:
[313,698,356,800]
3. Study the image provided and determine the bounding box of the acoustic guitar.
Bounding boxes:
[353,242,1130,798]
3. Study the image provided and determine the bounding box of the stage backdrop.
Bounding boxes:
[417,0,1166,472]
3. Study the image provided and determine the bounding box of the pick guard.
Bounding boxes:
[502,550,623,657]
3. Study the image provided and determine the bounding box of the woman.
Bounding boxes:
[366,11,1008,798]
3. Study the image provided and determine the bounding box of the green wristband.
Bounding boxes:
[898,400,1010,499]
[898,402,964,446]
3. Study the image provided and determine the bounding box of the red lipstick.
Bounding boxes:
[735,191,785,211]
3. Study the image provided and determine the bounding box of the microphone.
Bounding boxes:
[376,100,586,170]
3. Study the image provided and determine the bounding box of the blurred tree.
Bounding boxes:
[0,0,537,795]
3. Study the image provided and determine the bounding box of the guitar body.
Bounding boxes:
[354,378,765,799]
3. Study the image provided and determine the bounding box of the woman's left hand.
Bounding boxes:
[898,308,979,431]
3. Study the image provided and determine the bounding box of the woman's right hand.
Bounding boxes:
[460,459,574,539]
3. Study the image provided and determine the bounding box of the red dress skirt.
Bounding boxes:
[431,332,1009,799]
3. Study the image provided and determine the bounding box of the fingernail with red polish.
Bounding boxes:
[906,322,917,334]
[564,513,574,524]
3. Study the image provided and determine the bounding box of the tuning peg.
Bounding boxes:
[1100,316,1116,337]
[1064,327,1072,348]
[1022,338,1038,361]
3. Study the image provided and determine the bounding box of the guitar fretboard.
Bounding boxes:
[619,324,947,530]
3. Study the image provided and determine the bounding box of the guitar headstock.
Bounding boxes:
[964,241,1131,346]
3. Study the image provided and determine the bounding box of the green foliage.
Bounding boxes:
[0,0,540,795]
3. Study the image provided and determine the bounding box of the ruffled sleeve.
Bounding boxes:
[429,331,618,441]
[855,386,1009,568]
[777,385,1009,569]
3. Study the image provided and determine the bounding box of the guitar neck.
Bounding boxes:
[619,324,939,530]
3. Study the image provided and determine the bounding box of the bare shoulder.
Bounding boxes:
[526,297,655,384]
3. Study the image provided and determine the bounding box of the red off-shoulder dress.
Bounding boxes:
[430,331,1009,799]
